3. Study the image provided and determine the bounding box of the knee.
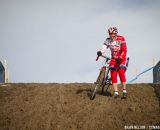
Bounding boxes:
[119,68,126,75]
[120,64,127,70]
[110,66,116,71]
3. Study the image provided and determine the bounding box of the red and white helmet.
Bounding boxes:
[108,27,118,34]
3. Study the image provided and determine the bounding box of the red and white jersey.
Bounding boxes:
[100,35,127,59]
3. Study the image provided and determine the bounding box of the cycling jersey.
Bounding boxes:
[101,35,127,60]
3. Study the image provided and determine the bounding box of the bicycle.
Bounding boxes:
[90,55,112,100]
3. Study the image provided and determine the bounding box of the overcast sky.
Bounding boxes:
[0,0,160,83]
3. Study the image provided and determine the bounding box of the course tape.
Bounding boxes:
[128,67,154,83]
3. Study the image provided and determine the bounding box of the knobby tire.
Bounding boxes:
[90,69,105,100]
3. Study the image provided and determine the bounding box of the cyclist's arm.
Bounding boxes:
[100,44,107,54]
[99,38,109,54]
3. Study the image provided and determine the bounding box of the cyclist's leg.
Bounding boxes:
[119,61,127,98]
[110,60,119,97]
[111,69,118,90]
[119,67,126,89]
[119,67,126,83]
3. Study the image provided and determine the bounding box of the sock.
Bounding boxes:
[123,89,127,93]
[114,91,119,95]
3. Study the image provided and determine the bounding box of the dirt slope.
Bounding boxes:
[0,83,160,130]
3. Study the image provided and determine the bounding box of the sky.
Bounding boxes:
[0,0,160,83]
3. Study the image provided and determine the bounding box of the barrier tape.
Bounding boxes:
[128,67,154,83]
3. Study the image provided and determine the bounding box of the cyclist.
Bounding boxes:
[97,27,128,99]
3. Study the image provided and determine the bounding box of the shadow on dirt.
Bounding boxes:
[76,89,112,99]
[102,91,112,97]
[76,88,92,99]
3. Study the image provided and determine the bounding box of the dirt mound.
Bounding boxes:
[0,83,160,130]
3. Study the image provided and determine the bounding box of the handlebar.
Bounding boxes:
[96,55,111,63]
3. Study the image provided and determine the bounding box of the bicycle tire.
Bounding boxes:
[90,84,98,100]
[96,69,105,85]
[91,67,105,100]
[102,83,110,95]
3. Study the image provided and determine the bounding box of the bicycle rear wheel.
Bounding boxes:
[102,83,110,95]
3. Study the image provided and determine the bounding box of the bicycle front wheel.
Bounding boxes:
[90,84,99,100]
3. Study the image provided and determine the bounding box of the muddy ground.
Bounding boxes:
[0,83,160,130]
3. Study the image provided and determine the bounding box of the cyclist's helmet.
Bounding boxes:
[108,27,118,34]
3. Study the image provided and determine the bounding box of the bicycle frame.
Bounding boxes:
[90,55,112,100]
[95,58,111,85]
